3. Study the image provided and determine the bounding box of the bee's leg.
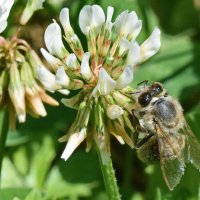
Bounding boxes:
[136,134,154,148]
[129,110,149,146]
[129,111,143,145]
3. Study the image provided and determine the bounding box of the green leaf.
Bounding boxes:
[1,157,24,187]
[24,189,54,200]
[29,135,56,188]
[0,188,30,200]
[45,166,95,199]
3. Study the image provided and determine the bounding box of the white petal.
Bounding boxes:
[107,105,124,120]
[61,128,86,161]
[70,34,79,42]
[40,48,62,69]
[58,89,70,95]
[127,41,141,65]
[0,0,14,33]
[18,114,26,123]
[130,20,142,41]
[80,52,92,80]
[114,10,128,34]
[119,37,130,56]
[116,65,133,89]
[124,11,138,36]
[55,66,70,87]
[111,133,125,144]
[38,65,61,92]
[140,27,161,62]
[0,20,7,33]
[114,10,140,38]
[65,53,78,69]
[8,84,26,123]
[44,21,67,58]
[105,6,114,31]
[0,0,14,21]
[59,8,73,34]
[94,133,110,165]
[92,68,116,97]
[79,5,105,35]
[106,6,114,22]
[19,0,44,25]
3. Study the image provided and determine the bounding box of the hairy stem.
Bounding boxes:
[97,148,121,200]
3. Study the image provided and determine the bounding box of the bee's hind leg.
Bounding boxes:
[136,134,154,148]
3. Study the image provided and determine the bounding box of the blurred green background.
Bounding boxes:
[1,0,200,199]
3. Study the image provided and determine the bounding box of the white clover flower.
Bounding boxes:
[0,0,14,33]
[40,5,161,163]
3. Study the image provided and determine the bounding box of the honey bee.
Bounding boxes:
[130,81,200,190]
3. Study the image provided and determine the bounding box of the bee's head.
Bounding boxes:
[137,82,168,107]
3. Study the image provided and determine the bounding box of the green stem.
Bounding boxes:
[97,149,121,200]
[0,109,9,187]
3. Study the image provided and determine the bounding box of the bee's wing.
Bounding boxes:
[155,124,185,191]
[182,120,200,170]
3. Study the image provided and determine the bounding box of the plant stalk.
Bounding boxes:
[97,148,121,200]
[0,109,9,187]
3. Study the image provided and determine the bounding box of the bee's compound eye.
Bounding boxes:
[151,83,163,96]
[138,92,152,107]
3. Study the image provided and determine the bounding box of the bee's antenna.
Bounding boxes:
[137,80,148,87]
